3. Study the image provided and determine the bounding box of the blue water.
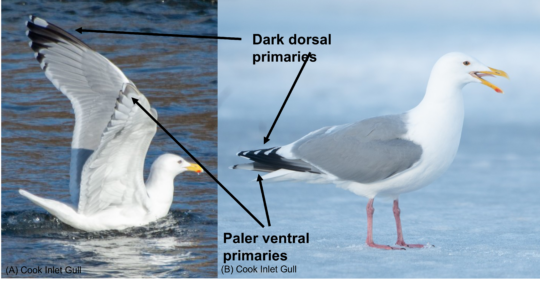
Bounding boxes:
[217,0,540,278]
[2,0,217,278]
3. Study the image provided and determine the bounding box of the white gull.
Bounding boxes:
[19,15,202,232]
[232,52,508,249]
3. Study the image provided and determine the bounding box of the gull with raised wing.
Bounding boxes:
[19,16,202,232]
[232,52,508,249]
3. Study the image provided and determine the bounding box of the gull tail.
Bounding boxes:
[19,189,83,230]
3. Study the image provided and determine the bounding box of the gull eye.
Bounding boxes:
[177,160,183,164]
[463,61,470,66]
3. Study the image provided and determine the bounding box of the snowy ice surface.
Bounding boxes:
[218,0,540,278]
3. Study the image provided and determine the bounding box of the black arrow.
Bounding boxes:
[76,27,241,41]
[264,52,312,144]
[257,175,271,227]
[132,98,264,228]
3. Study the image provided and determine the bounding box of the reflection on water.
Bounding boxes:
[2,210,216,277]
[2,0,217,278]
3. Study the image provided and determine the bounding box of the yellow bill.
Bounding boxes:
[186,163,203,173]
[472,67,509,94]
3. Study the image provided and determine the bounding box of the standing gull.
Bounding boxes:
[19,16,203,232]
[232,52,508,249]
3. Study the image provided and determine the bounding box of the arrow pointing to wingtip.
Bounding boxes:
[132,98,264,228]
[257,174,271,226]
[263,52,312,144]
[76,27,242,41]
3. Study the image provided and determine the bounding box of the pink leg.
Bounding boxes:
[393,199,425,248]
[366,199,404,250]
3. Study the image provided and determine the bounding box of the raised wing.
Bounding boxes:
[26,15,130,205]
[77,83,157,215]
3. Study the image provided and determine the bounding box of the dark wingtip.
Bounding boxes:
[26,15,34,27]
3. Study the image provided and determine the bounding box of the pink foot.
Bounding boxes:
[392,199,434,249]
[367,241,405,250]
[365,199,406,250]
[395,241,427,248]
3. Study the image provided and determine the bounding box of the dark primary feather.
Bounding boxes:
[235,147,321,174]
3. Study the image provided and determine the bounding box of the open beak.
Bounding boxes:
[186,163,203,173]
[470,67,509,94]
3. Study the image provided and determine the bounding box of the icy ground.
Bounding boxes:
[218,121,540,278]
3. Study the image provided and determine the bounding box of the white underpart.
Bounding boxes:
[340,68,465,198]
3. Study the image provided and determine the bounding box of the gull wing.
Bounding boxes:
[290,115,423,183]
[77,83,157,216]
[26,15,130,205]
[234,115,423,184]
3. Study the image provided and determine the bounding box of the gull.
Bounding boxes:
[232,52,508,249]
[19,15,202,232]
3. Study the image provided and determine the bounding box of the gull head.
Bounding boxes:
[433,52,509,93]
[153,153,203,176]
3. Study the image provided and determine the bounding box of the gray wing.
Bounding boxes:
[26,16,130,206]
[291,114,422,183]
[77,84,157,215]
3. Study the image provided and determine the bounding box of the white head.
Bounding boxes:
[431,52,509,93]
[151,153,202,177]
[146,153,203,217]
